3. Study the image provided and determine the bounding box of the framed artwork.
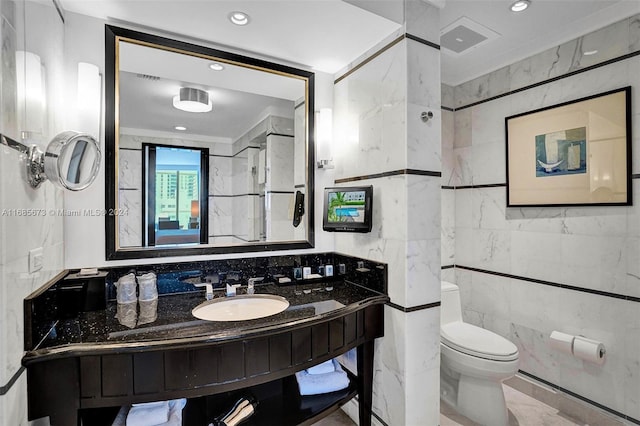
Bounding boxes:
[505,86,632,207]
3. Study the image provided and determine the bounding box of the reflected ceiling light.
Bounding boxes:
[510,0,530,12]
[583,50,598,56]
[209,62,225,71]
[228,11,250,26]
[172,87,212,113]
[174,126,187,131]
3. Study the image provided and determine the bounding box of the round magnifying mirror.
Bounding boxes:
[43,131,101,191]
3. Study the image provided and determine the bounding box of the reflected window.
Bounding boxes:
[143,144,208,246]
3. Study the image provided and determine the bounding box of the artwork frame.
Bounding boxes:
[505,86,632,207]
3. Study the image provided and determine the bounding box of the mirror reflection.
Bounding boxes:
[106,26,314,258]
[50,131,101,191]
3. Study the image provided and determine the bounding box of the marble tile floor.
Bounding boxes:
[310,384,623,426]
[311,408,356,426]
[440,384,619,426]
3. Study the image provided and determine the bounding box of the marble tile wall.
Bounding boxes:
[445,14,640,422]
[265,134,295,241]
[0,1,65,425]
[265,192,294,241]
[118,142,142,247]
[333,1,441,424]
[266,134,295,192]
[209,154,234,241]
[441,84,455,268]
[454,14,640,109]
[211,115,297,242]
[294,99,306,188]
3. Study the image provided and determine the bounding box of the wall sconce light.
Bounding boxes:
[316,108,334,169]
[77,62,102,138]
[173,87,212,113]
[16,51,46,139]
[1,131,101,190]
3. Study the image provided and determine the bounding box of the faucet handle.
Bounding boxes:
[226,283,241,297]
[194,283,213,300]
[247,277,264,295]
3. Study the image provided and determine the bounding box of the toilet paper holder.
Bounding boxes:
[549,331,606,364]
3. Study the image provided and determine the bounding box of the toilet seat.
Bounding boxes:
[441,322,518,362]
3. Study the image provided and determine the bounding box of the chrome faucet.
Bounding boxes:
[193,282,213,300]
[247,277,264,295]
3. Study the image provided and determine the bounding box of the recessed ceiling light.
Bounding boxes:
[209,62,225,71]
[455,37,464,42]
[583,50,598,56]
[510,0,530,12]
[172,87,212,113]
[228,11,250,26]
[174,126,187,131]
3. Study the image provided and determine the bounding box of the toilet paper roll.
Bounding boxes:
[572,336,606,364]
[549,331,574,355]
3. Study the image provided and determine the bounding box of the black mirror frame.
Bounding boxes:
[104,25,315,260]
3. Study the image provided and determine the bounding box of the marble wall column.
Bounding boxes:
[334,1,441,424]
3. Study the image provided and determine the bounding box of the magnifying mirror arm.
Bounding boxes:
[0,131,101,191]
[26,145,47,188]
[0,133,44,188]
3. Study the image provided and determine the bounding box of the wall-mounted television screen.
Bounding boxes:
[323,186,373,233]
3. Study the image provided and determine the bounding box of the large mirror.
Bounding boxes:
[105,25,314,260]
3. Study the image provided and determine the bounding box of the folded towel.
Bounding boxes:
[164,399,187,426]
[126,401,168,426]
[113,399,186,426]
[306,359,335,375]
[295,360,349,396]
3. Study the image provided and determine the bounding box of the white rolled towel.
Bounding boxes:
[306,359,335,375]
[126,401,169,426]
[295,360,349,396]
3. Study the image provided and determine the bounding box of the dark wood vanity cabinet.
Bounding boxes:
[25,303,384,426]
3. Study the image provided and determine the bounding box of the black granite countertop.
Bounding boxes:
[23,280,387,363]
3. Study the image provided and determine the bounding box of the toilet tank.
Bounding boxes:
[441,281,462,325]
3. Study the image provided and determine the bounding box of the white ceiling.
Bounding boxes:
[440,0,640,86]
[60,0,640,86]
[60,0,639,140]
[59,0,402,74]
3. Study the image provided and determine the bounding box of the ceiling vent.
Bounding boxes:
[440,16,500,56]
[136,73,160,81]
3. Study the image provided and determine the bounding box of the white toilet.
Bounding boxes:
[440,281,519,426]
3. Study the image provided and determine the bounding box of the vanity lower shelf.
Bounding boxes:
[79,370,358,426]
[24,301,383,426]
[185,370,358,426]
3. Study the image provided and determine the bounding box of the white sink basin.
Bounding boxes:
[192,294,290,322]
